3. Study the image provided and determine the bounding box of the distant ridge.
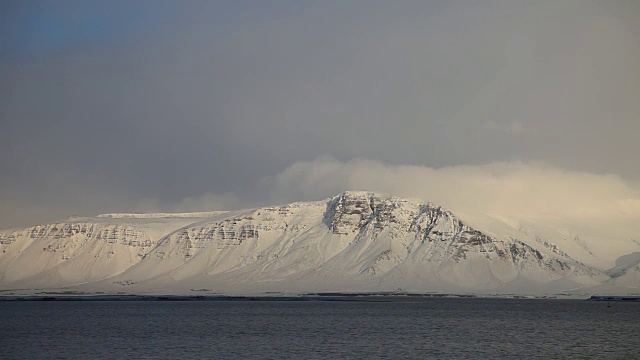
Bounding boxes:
[97,211,229,219]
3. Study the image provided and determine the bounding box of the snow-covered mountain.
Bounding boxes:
[1,192,638,296]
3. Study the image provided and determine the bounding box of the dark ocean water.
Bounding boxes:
[1,298,638,359]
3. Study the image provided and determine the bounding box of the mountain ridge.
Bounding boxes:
[1,191,638,296]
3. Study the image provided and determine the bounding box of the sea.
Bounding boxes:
[1,297,638,359]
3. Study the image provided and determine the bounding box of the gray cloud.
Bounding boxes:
[1,0,639,227]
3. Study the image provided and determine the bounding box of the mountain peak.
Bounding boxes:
[0,192,636,296]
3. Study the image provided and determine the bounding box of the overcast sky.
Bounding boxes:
[1,0,639,228]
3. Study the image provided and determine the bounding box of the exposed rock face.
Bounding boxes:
[0,192,625,295]
[19,223,154,246]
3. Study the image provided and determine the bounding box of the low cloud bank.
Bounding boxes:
[268,156,640,224]
[159,156,640,226]
[3,156,639,230]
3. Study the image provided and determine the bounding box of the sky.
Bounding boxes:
[1,0,640,228]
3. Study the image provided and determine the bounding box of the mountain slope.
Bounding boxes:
[0,192,637,295]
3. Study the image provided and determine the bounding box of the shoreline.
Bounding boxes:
[2,292,634,302]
